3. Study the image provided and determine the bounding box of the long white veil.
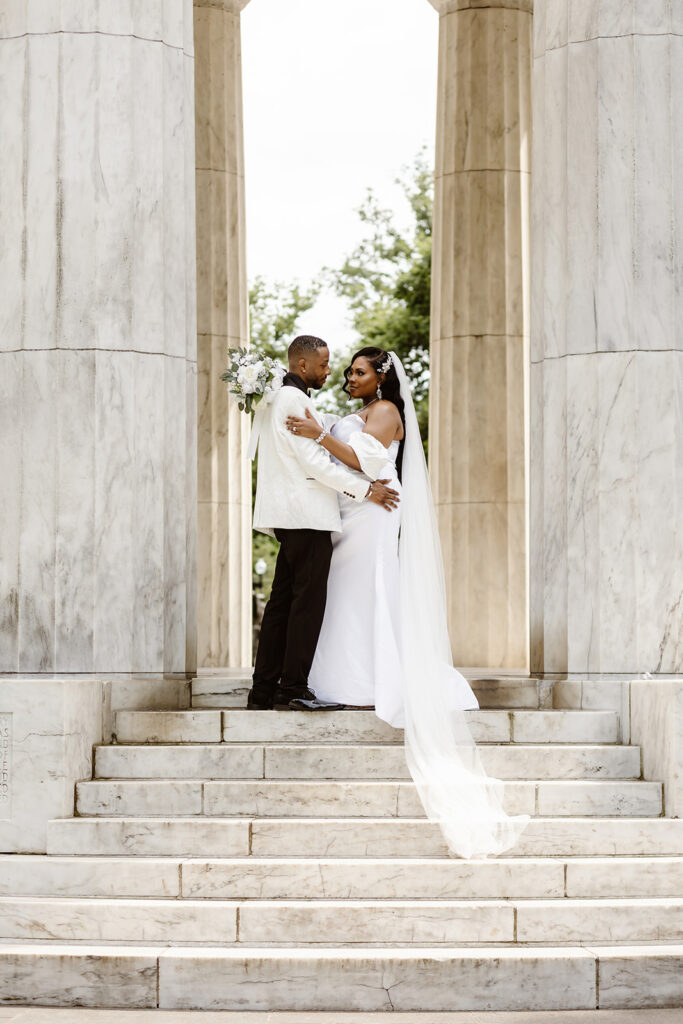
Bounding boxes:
[390,351,529,858]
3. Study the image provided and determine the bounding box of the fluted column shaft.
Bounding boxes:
[428,0,532,668]
[530,1,683,675]
[194,0,252,669]
[0,1,198,675]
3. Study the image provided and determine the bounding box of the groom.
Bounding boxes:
[248,335,400,711]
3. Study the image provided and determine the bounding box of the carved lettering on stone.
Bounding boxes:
[0,713,10,816]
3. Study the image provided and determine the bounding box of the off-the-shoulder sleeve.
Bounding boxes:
[347,430,391,481]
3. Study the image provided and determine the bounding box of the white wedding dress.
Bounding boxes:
[306,354,529,860]
[309,414,406,724]
[310,412,477,727]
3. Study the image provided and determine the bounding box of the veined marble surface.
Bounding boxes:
[530,2,683,676]
[0,679,106,853]
[1,1009,683,1023]
[0,1,197,676]
[1,1010,683,1024]
[630,680,683,816]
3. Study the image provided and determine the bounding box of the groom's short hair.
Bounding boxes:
[288,335,327,363]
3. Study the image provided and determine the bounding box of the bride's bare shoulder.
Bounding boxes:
[366,400,401,422]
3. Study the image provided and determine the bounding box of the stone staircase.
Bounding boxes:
[1,674,682,1011]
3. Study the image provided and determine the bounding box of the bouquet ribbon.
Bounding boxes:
[246,395,275,461]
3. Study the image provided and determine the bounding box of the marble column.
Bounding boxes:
[530,1,683,675]
[0,1,198,676]
[194,0,252,670]
[428,0,532,668]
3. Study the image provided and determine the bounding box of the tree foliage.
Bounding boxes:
[325,151,432,440]
[248,275,320,361]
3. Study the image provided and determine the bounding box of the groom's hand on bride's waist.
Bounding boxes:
[366,479,400,511]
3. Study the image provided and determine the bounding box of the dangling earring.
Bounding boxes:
[376,383,383,400]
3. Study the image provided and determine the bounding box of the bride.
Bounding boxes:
[285,347,529,859]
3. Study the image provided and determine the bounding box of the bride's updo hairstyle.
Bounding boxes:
[343,346,406,480]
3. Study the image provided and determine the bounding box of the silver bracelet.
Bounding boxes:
[315,427,329,444]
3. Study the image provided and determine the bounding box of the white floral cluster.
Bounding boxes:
[220,347,285,415]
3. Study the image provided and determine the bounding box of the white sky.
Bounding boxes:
[241,0,438,352]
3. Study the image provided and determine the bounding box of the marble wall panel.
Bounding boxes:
[675,38,683,352]
[0,0,189,47]
[634,351,681,671]
[673,2,683,35]
[543,0,567,49]
[538,357,568,670]
[54,351,96,671]
[596,37,635,354]
[529,58,545,366]
[634,0,671,36]
[17,351,58,672]
[634,34,675,353]
[566,39,598,356]
[568,0,599,43]
[540,44,568,361]
[132,354,166,674]
[23,34,60,351]
[163,353,191,675]
[0,354,20,669]
[598,0,634,38]
[528,360,545,671]
[0,37,23,351]
[163,43,191,360]
[0,679,107,853]
[530,3,683,675]
[596,352,638,672]
[0,3,198,675]
[92,350,135,672]
[630,680,683,817]
[185,359,199,673]
[565,355,600,673]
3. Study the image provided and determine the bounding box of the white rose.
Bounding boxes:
[237,363,260,393]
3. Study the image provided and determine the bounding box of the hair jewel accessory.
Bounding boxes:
[377,354,392,375]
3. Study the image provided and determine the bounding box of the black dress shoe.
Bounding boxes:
[246,687,274,710]
[287,687,345,712]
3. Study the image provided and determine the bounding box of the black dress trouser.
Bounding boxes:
[251,528,333,701]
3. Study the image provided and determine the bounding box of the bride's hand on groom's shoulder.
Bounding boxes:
[285,408,321,440]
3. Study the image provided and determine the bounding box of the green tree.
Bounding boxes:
[326,151,432,441]
[248,275,320,361]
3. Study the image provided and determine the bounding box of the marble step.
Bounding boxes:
[113,708,620,745]
[94,742,642,781]
[190,674,556,710]
[46,815,683,858]
[191,672,252,709]
[172,855,683,901]
[3,942,683,1011]
[10,854,680,901]
[74,778,662,819]
[0,895,681,946]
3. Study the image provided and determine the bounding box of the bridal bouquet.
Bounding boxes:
[220,347,285,414]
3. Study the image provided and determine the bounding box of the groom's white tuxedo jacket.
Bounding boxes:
[253,378,369,534]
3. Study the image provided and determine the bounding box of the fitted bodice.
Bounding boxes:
[331,413,400,467]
